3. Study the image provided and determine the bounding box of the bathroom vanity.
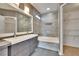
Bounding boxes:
[3,34,38,56]
[0,40,10,56]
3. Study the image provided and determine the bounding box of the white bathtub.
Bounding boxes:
[38,36,59,51]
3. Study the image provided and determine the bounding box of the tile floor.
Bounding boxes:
[31,47,59,56]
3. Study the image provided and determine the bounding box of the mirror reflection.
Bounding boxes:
[17,13,32,33]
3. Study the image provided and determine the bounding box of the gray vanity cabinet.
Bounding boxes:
[8,36,38,56]
[0,40,10,56]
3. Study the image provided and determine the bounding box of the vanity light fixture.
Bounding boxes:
[46,8,50,10]
[35,15,40,19]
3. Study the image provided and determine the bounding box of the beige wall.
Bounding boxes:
[0,9,16,17]
[63,4,79,47]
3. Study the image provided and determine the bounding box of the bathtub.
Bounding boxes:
[38,36,59,51]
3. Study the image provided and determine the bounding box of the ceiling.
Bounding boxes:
[0,3,16,11]
[31,3,58,14]
[64,3,79,12]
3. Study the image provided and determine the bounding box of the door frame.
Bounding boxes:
[59,3,67,56]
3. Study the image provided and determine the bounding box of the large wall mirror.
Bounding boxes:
[0,15,16,38]
[16,12,33,35]
[0,3,33,38]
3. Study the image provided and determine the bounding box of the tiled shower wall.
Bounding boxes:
[41,12,58,37]
[64,9,79,47]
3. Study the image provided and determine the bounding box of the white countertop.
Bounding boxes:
[0,33,14,38]
[0,40,10,48]
[3,34,38,45]
[38,36,59,44]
